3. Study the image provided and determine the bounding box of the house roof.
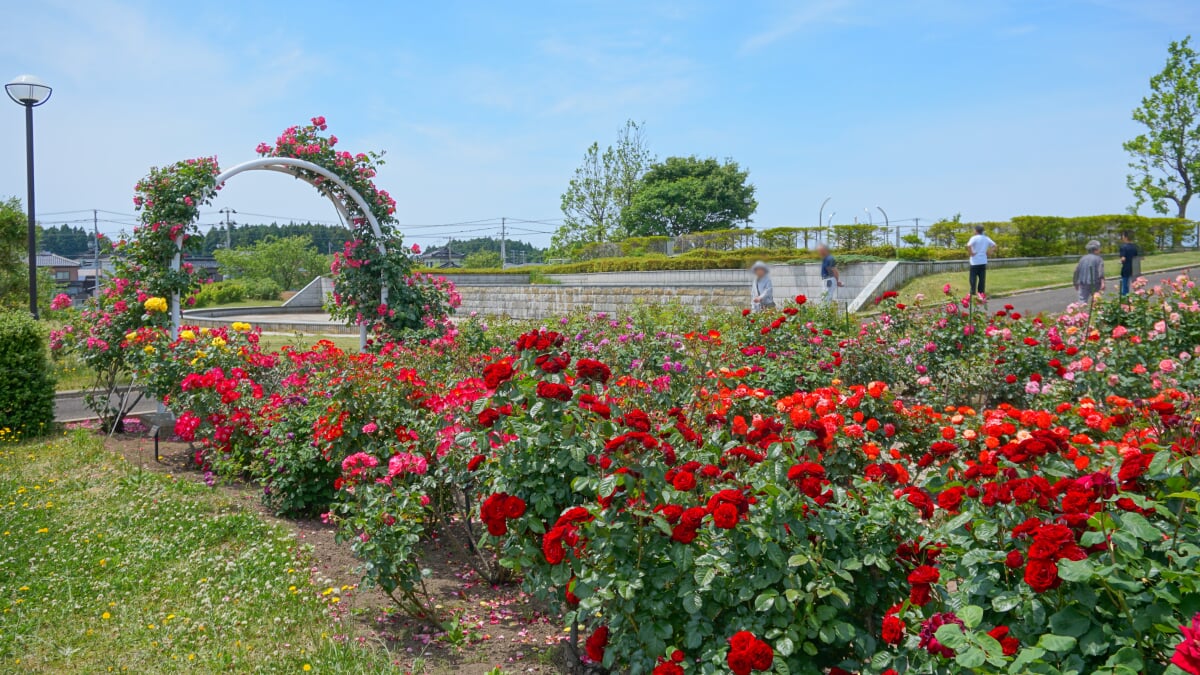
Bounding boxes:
[27,252,82,267]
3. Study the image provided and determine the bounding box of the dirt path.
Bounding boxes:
[94,427,570,674]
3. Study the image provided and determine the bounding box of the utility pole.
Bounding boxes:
[914,218,921,242]
[93,209,100,299]
[500,217,507,268]
[219,207,237,249]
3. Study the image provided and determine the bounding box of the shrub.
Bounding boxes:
[192,280,247,307]
[0,310,55,439]
[463,250,503,269]
[240,277,282,301]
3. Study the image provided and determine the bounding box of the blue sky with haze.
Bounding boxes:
[0,0,1195,249]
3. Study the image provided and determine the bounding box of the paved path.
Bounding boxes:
[1000,266,1197,317]
[55,389,154,422]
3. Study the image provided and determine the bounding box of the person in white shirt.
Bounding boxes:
[965,225,997,298]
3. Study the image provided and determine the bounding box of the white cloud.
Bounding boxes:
[741,0,855,52]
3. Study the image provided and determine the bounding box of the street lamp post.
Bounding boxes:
[876,206,891,245]
[6,75,52,318]
[819,197,831,231]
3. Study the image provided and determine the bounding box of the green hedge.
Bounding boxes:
[192,278,282,307]
[924,215,1190,257]
[0,310,55,439]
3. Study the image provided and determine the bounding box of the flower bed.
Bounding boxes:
[62,195,1200,675]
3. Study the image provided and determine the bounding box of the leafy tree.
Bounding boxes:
[201,221,353,255]
[213,235,330,290]
[0,198,25,309]
[552,120,652,258]
[438,236,544,263]
[40,224,91,257]
[463,250,503,269]
[1125,36,1200,218]
[623,156,756,237]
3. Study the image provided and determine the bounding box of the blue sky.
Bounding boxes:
[0,0,1195,249]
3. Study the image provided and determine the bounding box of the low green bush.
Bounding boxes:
[192,278,280,307]
[0,310,55,439]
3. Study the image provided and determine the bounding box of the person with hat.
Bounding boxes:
[1073,240,1106,304]
[750,261,775,311]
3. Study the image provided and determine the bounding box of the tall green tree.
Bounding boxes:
[1124,36,1200,218]
[552,120,652,258]
[623,156,757,237]
[0,198,28,309]
[213,235,330,290]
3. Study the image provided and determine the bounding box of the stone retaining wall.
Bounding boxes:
[456,285,747,319]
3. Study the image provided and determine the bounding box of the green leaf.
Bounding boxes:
[775,637,795,657]
[1049,606,1092,637]
[956,646,987,669]
[1120,511,1163,542]
[934,624,967,649]
[1009,646,1046,673]
[1166,491,1200,501]
[993,592,1023,612]
[754,591,778,612]
[960,605,984,628]
[1057,558,1095,582]
[1037,634,1077,652]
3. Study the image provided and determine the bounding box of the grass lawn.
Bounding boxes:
[0,433,399,673]
[194,299,285,309]
[892,251,1198,305]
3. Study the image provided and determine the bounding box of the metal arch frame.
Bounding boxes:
[169,157,391,349]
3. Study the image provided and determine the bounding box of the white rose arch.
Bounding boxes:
[171,157,390,348]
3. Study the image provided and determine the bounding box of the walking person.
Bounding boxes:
[966,225,997,299]
[750,261,775,312]
[1073,240,1106,305]
[1118,231,1139,296]
[816,244,843,304]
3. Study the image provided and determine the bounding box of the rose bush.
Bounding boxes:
[91,207,1200,675]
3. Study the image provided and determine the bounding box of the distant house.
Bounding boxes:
[29,252,81,283]
[417,246,465,268]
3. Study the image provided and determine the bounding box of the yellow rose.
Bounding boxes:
[143,345,156,354]
[210,337,227,348]
[125,332,138,342]
[143,297,168,313]
[180,330,196,341]
[231,322,251,332]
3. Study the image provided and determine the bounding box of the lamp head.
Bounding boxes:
[6,74,52,106]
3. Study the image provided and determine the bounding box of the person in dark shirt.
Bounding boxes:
[1118,231,1139,296]
[816,244,843,304]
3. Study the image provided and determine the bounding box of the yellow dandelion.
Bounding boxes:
[102,612,111,620]
[303,666,312,672]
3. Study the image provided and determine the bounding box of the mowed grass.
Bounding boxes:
[0,433,397,674]
[892,251,1198,305]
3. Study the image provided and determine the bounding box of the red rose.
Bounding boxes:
[653,664,684,675]
[1023,558,1061,593]
[477,407,500,427]
[1172,612,1200,675]
[576,358,612,384]
[937,487,965,513]
[988,626,1020,656]
[467,454,486,471]
[671,524,698,544]
[712,502,739,529]
[482,361,514,389]
[1005,550,1024,569]
[502,495,526,519]
[536,381,573,401]
[882,615,906,645]
[671,471,697,492]
[585,626,609,662]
